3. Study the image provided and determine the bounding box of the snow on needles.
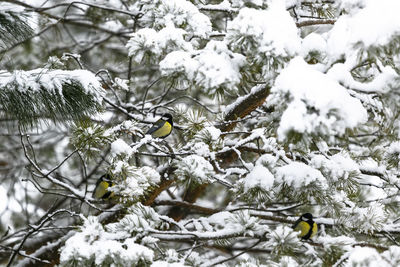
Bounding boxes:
[272,57,367,141]
[276,162,327,189]
[0,69,104,102]
[311,153,360,181]
[111,138,132,157]
[160,41,245,94]
[345,246,389,267]
[141,0,212,38]
[328,0,400,60]
[174,155,214,183]
[59,216,154,266]
[226,2,301,58]
[126,26,192,64]
[243,165,274,192]
[110,162,160,202]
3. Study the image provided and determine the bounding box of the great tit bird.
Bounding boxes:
[292,213,318,240]
[92,173,115,199]
[146,113,173,138]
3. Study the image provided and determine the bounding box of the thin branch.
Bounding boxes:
[296,19,336,27]
[0,245,51,265]
[18,128,100,210]
[6,209,77,267]
[36,1,140,17]
[153,200,218,215]
[210,239,263,266]
[141,77,163,112]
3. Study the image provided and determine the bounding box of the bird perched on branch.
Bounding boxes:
[146,113,173,138]
[92,173,115,199]
[292,213,318,240]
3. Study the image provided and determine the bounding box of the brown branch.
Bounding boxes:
[296,19,336,27]
[143,177,176,206]
[219,85,271,132]
[353,242,388,252]
[167,183,209,221]
[154,200,218,215]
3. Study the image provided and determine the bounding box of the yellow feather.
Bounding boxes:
[310,221,318,238]
[152,121,172,138]
[93,180,114,199]
[294,221,311,238]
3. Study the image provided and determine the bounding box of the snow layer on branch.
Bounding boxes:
[328,0,400,60]
[60,217,154,266]
[107,204,161,236]
[243,165,274,192]
[301,32,327,56]
[0,69,104,102]
[276,162,327,188]
[343,204,387,234]
[387,142,400,158]
[174,155,214,183]
[160,41,245,94]
[224,84,265,115]
[0,68,104,126]
[205,210,263,237]
[141,0,212,38]
[111,138,132,156]
[204,126,221,141]
[345,246,389,267]
[110,163,160,202]
[226,2,300,58]
[311,153,359,181]
[272,57,367,140]
[381,246,400,266]
[327,63,398,94]
[126,26,192,64]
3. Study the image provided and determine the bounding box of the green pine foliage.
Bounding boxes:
[0,11,33,48]
[0,69,104,128]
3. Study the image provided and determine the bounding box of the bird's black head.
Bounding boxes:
[301,213,313,221]
[161,113,173,124]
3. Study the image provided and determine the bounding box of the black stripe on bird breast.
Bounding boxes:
[302,221,314,240]
[102,191,112,199]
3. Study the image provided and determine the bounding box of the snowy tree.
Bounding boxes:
[1,0,400,266]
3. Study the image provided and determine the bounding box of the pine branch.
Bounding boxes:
[153,200,218,215]
[0,11,33,48]
[0,69,104,127]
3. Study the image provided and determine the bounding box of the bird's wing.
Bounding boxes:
[292,218,301,229]
[146,119,165,135]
